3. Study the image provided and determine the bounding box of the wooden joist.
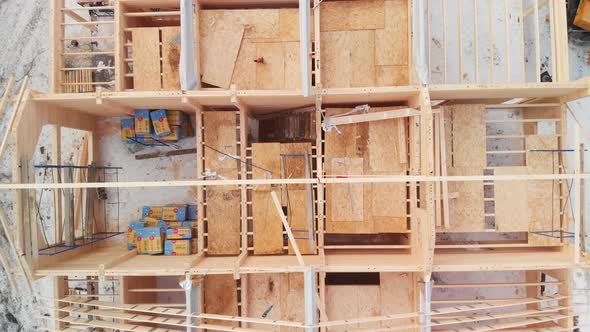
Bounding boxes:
[324,107,419,126]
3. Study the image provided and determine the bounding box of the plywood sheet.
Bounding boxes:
[494,167,529,232]
[132,28,161,91]
[256,42,285,89]
[287,190,313,255]
[324,108,369,162]
[320,0,385,31]
[446,104,486,168]
[200,17,244,88]
[375,0,409,66]
[253,191,284,255]
[330,158,364,222]
[279,8,300,41]
[204,275,238,327]
[279,273,304,332]
[161,27,181,90]
[204,112,239,180]
[326,285,381,331]
[526,135,559,173]
[443,167,485,232]
[206,187,241,255]
[380,272,415,328]
[350,30,376,88]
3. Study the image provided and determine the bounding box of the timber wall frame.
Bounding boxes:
[1,0,589,330]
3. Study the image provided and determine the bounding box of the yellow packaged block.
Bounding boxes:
[164,240,191,256]
[162,205,187,221]
[142,206,163,220]
[165,227,192,239]
[127,221,145,250]
[136,227,164,255]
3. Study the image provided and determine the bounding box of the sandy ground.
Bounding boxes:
[0,0,589,331]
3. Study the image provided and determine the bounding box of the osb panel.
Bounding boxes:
[494,167,529,232]
[204,275,238,327]
[325,107,409,233]
[441,167,485,232]
[326,285,381,331]
[279,8,300,41]
[132,28,161,91]
[279,273,305,332]
[320,30,376,88]
[380,272,415,328]
[287,190,314,255]
[231,40,257,90]
[255,42,285,89]
[247,273,304,332]
[203,112,239,180]
[526,135,559,173]
[283,42,302,90]
[206,187,241,255]
[445,104,486,168]
[526,134,560,246]
[329,158,364,222]
[200,9,280,40]
[199,17,244,88]
[161,27,181,90]
[247,273,281,328]
[375,65,409,86]
[252,191,284,255]
[281,143,312,191]
[320,0,385,31]
[252,143,282,191]
[371,180,407,233]
[375,0,409,66]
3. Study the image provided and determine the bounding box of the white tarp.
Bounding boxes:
[180,0,198,90]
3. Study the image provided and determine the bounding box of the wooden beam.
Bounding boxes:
[0,77,15,119]
[0,77,29,160]
[439,109,450,228]
[270,191,305,266]
[324,108,419,126]
[0,208,32,292]
[63,9,97,32]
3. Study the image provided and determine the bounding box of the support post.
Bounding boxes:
[575,122,581,264]
[420,278,432,332]
[304,267,318,332]
[180,0,199,90]
[180,275,203,331]
[299,0,311,96]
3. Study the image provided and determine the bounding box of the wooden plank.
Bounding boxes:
[252,191,284,255]
[446,104,486,168]
[132,28,161,90]
[161,27,181,90]
[204,275,237,328]
[326,108,419,126]
[270,191,304,265]
[199,16,244,88]
[375,0,409,66]
[320,0,385,31]
[206,188,241,255]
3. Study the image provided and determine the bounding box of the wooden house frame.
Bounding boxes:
[0,0,588,331]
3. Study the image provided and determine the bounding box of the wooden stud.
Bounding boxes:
[534,0,541,82]
[270,191,304,266]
